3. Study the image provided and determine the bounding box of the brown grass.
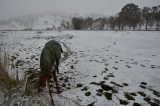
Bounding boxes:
[0,53,21,89]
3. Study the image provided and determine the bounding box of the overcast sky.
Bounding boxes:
[0,0,159,20]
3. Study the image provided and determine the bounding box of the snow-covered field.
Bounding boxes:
[0,31,160,106]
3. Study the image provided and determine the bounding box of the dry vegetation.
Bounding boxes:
[0,52,22,90]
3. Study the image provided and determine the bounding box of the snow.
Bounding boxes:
[60,31,160,105]
[0,31,160,106]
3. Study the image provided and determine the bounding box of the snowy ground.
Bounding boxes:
[0,31,160,106]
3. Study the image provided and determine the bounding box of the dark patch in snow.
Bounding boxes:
[76,83,83,88]
[112,67,118,70]
[140,64,146,67]
[101,71,107,75]
[143,96,159,106]
[115,61,119,63]
[70,65,74,69]
[81,86,88,91]
[119,99,129,105]
[101,84,113,91]
[130,92,137,96]
[141,82,147,85]
[140,85,146,89]
[104,92,112,100]
[125,65,131,68]
[104,67,109,71]
[152,90,160,97]
[143,96,151,103]
[100,81,105,84]
[85,91,91,96]
[62,83,66,87]
[103,76,109,80]
[133,102,142,106]
[112,88,118,94]
[138,91,146,97]
[96,93,102,96]
[110,81,123,87]
[107,73,115,77]
[96,89,103,93]
[90,82,101,86]
[124,92,135,101]
[153,98,160,106]
[122,83,129,86]
[92,75,97,77]
[87,101,95,106]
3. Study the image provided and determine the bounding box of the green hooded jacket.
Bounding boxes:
[40,40,63,75]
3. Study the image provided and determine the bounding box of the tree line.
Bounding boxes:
[60,3,160,31]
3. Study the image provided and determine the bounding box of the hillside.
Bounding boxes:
[0,12,73,30]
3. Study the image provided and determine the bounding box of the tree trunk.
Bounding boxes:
[146,21,148,31]
[156,23,159,31]
[139,24,141,31]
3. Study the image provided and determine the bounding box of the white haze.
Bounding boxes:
[0,0,159,20]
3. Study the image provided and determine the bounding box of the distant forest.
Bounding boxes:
[61,3,160,31]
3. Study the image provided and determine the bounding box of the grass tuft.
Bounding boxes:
[0,53,22,90]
